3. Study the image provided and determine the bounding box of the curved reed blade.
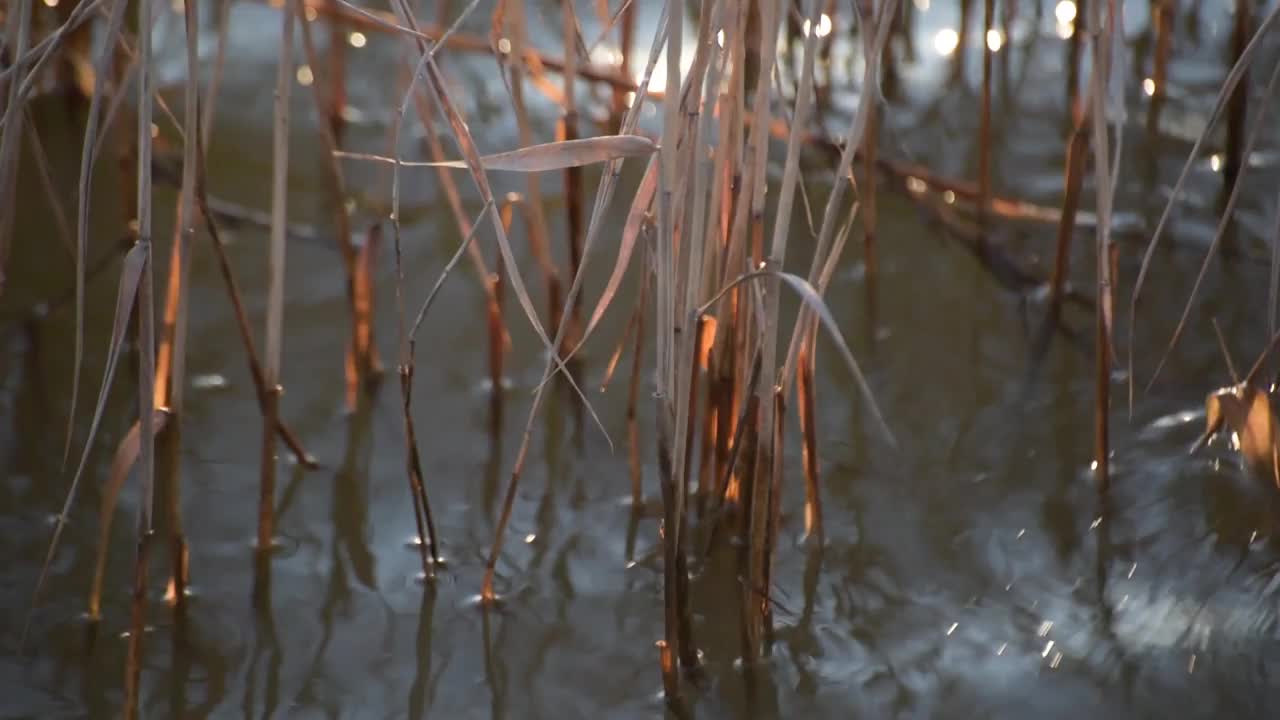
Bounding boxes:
[24,242,147,647]
[580,156,658,354]
[1128,1,1280,400]
[88,409,170,621]
[698,269,896,448]
[336,135,658,172]
[1142,56,1280,392]
[0,0,34,298]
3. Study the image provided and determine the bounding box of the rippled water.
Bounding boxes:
[4,1,1280,717]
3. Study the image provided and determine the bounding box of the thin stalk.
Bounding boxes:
[562,0,584,352]
[747,0,810,658]
[1224,0,1250,197]
[126,0,157,709]
[1041,114,1090,351]
[797,340,821,542]
[1145,0,1171,135]
[297,5,368,408]
[260,0,295,550]
[979,0,994,219]
[0,0,33,298]
[325,0,348,138]
[65,0,129,468]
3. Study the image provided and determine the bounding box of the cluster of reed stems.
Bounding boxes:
[4,0,1280,714]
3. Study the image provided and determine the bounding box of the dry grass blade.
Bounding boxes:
[336,135,657,172]
[24,243,148,645]
[578,156,658,356]
[1141,54,1280,391]
[88,409,170,620]
[385,0,603,440]
[1128,1,1280,400]
[0,0,109,88]
[22,111,75,260]
[477,0,672,609]
[0,0,34,297]
[425,65,607,440]
[410,202,493,339]
[125,0,159,705]
[697,269,895,447]
[64,0,130,470]
[1211,318,1240,384]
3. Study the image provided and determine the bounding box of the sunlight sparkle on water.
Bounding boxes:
[1055,1,1078,23]
[986,29,1004,52]
[802,14,833,38]
[934,28,959,56]
[590,45,622,66]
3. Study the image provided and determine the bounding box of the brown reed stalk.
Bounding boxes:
[1224,0,1250,197]
[297,6,370,410]
[494,1,564,344]
[796,340,821,541]
[561,0,584,352]
[627,269,649,509]
[1145,0,1172,135]
[325,0,347,138]
[1041,115,1090,351]
[154,0,203,609]
[488,228,508,434]
[1066,0,1085,115]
